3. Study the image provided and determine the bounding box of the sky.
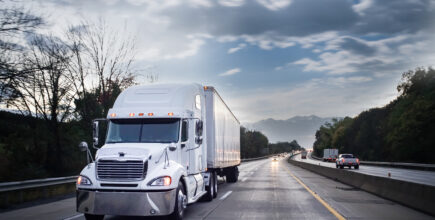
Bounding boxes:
[25,0,435,123]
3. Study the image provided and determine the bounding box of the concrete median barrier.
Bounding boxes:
[288,159,435,216]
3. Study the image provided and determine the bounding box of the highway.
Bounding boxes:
[293,153,435,186]
[0,158,433,220]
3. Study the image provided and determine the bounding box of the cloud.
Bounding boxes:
[256,0,292,11]
[219,68,241,76]
[292,32,435,76]
[228,43,246,53]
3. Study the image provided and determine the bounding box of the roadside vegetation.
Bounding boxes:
[240,126,303,159]
[313,68,435,163]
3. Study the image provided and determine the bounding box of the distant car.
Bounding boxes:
[336,154,359,169]
[272,156,278,161]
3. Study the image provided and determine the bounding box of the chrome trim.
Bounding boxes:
[76,189,176,216]
[96,159,147,182]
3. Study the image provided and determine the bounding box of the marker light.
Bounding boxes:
[148,113,154,116]
[168,112,174,116]
[203,86,208,90]
[110,113,116,117]
[129,113,135,117]
[139,113,144,116]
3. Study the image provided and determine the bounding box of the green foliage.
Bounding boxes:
[0,111,88,181]
[313,68,435,163]
[269,140,303,154]
[240,126,303,158]
[240,126,269,158]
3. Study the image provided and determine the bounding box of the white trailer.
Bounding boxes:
[323,148,339,162]
[76,84,240,220]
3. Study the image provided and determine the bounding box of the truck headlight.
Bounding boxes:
[148,176,171,186]
[77,175,92,185]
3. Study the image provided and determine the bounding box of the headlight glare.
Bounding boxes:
[77,175,92,185]
[148,176,171,186]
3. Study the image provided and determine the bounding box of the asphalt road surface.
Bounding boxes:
[1,158,433,220]
[293,153,435,186]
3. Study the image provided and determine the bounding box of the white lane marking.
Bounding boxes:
[241,177,248,182]
[219,191,233,200]
[63,214,84,220]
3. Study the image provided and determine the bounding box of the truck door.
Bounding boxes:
[181,119,204,175]
[188,119,204,174]
[180,119,190,173]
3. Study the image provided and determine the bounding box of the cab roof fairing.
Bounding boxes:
[107,83,204,119]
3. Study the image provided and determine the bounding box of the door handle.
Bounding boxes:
[181,144,186,148]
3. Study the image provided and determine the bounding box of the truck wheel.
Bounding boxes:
[169,182,187,220]
[354,165,359,169]
[84,214,104,220]
[212,172,218,198]
[340,165,344,169]
[226,166,239,183]
[203,172,215,201]
[336,164,338,168]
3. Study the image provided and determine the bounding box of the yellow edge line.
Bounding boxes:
[284,165,346,220]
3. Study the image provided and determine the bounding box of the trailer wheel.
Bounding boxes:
[84,214,104,220]
[226,166,239,183]
[212,171,218,198]
[169,181,187,220]
[203,172,215,201]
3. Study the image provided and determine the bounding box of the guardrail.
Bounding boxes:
[0,176,77,208]
[288,158,435,216]
[309,153,435,171]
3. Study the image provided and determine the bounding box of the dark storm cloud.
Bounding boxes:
[352,0,435,35]
[339,37,376,56]
[163,0,435,37]
[165,0,358,37]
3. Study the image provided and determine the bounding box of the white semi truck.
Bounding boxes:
[76,84,240,220]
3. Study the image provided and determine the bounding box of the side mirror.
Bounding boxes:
[78,141,89,152]
[93,121,99,147]
[195,120,203,136]
[195,137,203,145]
[78,141,93,163]
[168,144,177,151]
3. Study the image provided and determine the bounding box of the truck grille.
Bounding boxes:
[97,159,147,181]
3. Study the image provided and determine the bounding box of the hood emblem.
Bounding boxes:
[119,152,125,157]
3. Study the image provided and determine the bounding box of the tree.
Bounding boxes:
[11,34,74,173]
[66,19,137,122]
[0,0,44,104]
[240,126,269,158]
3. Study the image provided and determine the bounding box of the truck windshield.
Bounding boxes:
[105,118,180,143]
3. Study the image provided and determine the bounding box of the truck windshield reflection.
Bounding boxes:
[105,118,180,143]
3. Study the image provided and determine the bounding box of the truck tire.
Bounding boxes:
[212,171,218,198]
[169,182,187,220]
[340,165,344,169]
[226,166,239,183]
[203,172,215,201]
[84,214,104,220]
[354,165,359,169]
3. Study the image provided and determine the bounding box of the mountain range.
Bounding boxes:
[244,115,335,148]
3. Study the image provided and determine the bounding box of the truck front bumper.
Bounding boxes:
[76,189,176,216]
